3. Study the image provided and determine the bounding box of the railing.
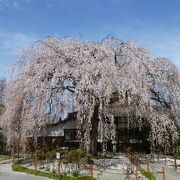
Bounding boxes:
[125,152,179,180]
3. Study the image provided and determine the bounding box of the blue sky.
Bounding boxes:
[0,0,180,78]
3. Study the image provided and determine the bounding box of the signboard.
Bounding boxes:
[56,152,60,159]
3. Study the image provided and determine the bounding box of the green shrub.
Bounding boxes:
[62,176,77,180]
[41,146,49,156]
[33,150,44,161]
[140,168,156,180]
[77,177,96,180]
[12,163,58,179]
[12,163,34,175]
[175,146,180,158]
[38,171,58,179]
[76,148,87,158]
[46,150,56,161]
[72,170,80,177]
[66,148,86,163]
[55,147,63,152]
[0,134,6,153]
[62,176,96,180]
[0,155,9,161]
[62,172,68,177]
[12,163,96,180]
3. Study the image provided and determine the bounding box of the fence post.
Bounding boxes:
[162,166,166,180]
[34,160,38,176]
[90,163,93,180]
[136,158,139,180]
[58,160,61,180]
[174,153,177,170]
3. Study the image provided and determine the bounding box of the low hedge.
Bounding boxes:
[12,163,58,179]
[62,176,96,180]
[176,146,180,158]
[140,168,156,180]
[0,155,9,161]
[12,163,96,180]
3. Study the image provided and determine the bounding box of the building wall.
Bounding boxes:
[39,119,76,137]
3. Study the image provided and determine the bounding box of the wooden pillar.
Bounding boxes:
[90,163,93,180]
[58,160,61,180]
[136,158,139,180]
[174,153,177,170]
[34,160,38,176]
[162,166,166,180]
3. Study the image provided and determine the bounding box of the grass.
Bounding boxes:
[0,155,10,161]
[140,168,156,180]
[62,176,96,180]
[176,146,180,158]
[12,163,58,179]
[12,163,96,180]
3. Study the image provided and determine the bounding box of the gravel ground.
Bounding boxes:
[92,156,144,180]
[1,155,179,180]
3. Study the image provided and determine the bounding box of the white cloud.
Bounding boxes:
[0,29,38,78]
[0,31,36,54]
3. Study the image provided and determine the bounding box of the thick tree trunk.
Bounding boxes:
[90,106,99,156]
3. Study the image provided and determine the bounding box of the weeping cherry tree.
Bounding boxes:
[1,37,180,155]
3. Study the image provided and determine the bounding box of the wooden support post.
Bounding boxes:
[34,160,38,176]
[90,163,93,180]
[162,166,166,180]
[136,158,139,180]
[58,160,61,180]
[174,153,177,170]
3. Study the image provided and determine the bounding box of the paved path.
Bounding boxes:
[149,163,180,180]
[0,161,48,180]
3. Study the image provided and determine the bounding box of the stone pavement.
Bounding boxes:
[149,163,180,180]
[0,161,48,180]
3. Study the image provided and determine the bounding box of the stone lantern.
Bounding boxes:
[112,140,117,154]
[102,141,108,156]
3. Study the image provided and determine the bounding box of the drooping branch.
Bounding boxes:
[150,88,171,109]
[1,37,179,153]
